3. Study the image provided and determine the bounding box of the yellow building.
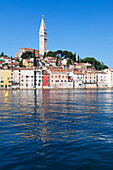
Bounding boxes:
[23,59,34,67]
[0,69,11,89]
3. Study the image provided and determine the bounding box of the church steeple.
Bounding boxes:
[39,15,47,55]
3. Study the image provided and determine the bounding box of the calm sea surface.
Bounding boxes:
[1,89,113,169]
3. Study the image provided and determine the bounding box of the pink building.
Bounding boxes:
[50,68,68,88]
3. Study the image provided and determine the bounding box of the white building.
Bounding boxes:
[39,15,47,56]
[103,69,113,87]
[34,68,42,89]
[70,71,85,88]
[97,71,108,88]
[20,68,34,89]
[11,68,20,89]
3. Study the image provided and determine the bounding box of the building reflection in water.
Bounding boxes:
[1,89,113,144]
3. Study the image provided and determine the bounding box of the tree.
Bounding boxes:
[56,57,58,66]
[102,65,108,70]
[43,52,46,59]
[16,58,19,62]
[55,50,62,55]
[78,55,80,63]
[1,52,4,56]
[19,60,23,67]
[21,51,33,59]
[63,50,68,56]
[73,53,76,62]
[80,57,108,70]
[67,58,72,67]
[2,63,8,68]
[93,60,96,68]
[47,51,56,57]
[33,50,37,66]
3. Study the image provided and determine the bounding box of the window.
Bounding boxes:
[8,85,11,87]
[61,80,63,82]
[38,83,40,86]
[62,76,64,78]
[31,76,33,78]
[26,83,28,87]
[9,81,11,83]
[51,80,53,82]
[26,76,29,78]
[1,81,4,83]
[1,85,3,87]
[39,73,41,75]
[39,80,41,82]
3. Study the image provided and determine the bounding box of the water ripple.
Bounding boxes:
[1,89,113,169]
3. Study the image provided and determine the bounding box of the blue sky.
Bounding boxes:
[0,0,113,67]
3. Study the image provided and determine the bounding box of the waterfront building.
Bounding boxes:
[50,68,68,88]
[97,71,108,88]
[70,71,85,88]
[103,69,113,87]
[11,68,20,89]
[42,70,50,88]
[0,69,11,89]
[20,68,34,89]
[67,77,73,88]
[34,67,42,89]
[39,15,47,56]
[84,71,97,88]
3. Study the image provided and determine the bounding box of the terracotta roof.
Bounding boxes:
[20,67,34,70]
[74,71,83,75]
[19,47,39,52]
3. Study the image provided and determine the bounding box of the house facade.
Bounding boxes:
[0,69,11,89]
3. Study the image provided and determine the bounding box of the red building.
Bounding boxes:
[42,73,50,88]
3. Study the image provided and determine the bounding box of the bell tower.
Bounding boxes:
[39,15,47,55]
